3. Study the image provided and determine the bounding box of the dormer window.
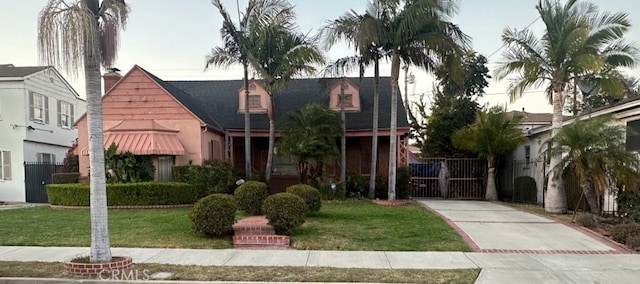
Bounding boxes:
[329,79,360,112]
[238,80,268,114]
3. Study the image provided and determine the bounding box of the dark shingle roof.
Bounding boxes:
[167,77,409,131]
[136,66,224,131]
[0,66,49,78]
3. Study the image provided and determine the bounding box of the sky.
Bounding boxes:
[2,0,640,114]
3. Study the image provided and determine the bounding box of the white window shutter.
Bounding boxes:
[2,151,11,180]
[70,104,75,126]
[28,92,34,121]
[44,96,49,124]
[57,100,62,127]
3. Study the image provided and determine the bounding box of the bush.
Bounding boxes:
[396,166,411,199]
[234,181,268,215]
[375,175,388,199]
[626,234,640,251]
[286,184,322,213]
[617,189,640,222]
[51,172,80,184]
[262,193,307,235]
[318,181,346,201]
[345,172,367,198]
[173,160,241,197]
[46,182,198,206]
[575,214,596,229]
[513,176,537,202]
[611,223,640,244]
[189,194,237,236]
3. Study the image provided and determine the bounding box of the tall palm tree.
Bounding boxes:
[320,2,386,199]
[495,0,638,213]
[369,0,469,200]
[38,0,129,263]
[251,24,325,184]
[206,0,294,179]
[544,116,640,214]
[452,106,527,200]
[277,103,342,185]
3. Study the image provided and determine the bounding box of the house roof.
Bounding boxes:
[0,66,49,78]
[167,77,410,131]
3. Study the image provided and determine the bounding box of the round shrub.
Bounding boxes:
[286,184,322,213]
[262,193,307,235]
[626,234,640,251]
[189,194,237,236]
[513,176,537,202]
[234,181,268,215]
[575,214,596,229]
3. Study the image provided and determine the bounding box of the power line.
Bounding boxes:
[486,16,541,59]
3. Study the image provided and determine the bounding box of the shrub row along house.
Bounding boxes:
[0,65,86,202]
[74,65,410,192]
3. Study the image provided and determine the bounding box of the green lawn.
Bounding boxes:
[292,201,470,251]
[0,201,469,251]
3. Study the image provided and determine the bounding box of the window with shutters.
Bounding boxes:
[29,92,49,124]
[0,151,11,181]
[57,101,74,129]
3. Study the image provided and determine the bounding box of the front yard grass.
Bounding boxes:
[0,261,480,283]
[0,200,469,251]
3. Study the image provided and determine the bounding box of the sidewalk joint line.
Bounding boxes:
[222,249,238,265]
[383,252,393,269]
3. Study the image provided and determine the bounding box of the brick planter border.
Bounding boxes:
[373,199,411,207]
[51,204,193,210]
[64,256,133,277]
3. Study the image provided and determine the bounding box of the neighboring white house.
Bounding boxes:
[511,97,640,209]
[0,64,85,202]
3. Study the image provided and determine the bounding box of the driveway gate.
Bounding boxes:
[24,162,63,203]
[410,158,486,199]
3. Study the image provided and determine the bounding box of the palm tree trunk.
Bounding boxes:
[340,77,346,187]
[368,58,380,199]
[485,157,497,201]
[545,89,568,213]
[387,51,400,201]
[243,63,252,178]
[265,97,276,184]
[581,178,600,214]
[85,32,111,263]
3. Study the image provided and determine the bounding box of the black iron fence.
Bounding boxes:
[497,159,539,204]
[24,162,63,203]
[410,158,486,199]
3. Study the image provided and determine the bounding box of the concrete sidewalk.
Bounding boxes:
[418,200,623,254]
[1,247,640,283]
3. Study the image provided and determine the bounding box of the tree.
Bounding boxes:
[417,52,490,158]
[38,0,130,263]
[452,106,527,200]
[206,0,294,179]
[365,0,469,200]
[250,20,324,184]
[544,116,640,214]
[277,103,342,185]
[495,0,638,213]
[320,2,387,199]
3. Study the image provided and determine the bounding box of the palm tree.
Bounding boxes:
[320,2,386,199]
[38,0,129,263]
[250,24,325,184]
[495,0,638,213]
[452,106,527,200]
[368,0,469,200]
[544,116,640,214]
[206,0,294,179]
[277,103,342,185]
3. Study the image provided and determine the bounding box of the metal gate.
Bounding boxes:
[410,158,486,199]
[24,162,63,203]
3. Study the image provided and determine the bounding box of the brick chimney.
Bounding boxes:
[103,67,122,94]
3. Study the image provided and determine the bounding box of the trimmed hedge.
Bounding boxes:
[46,182,198,206]
[173,160,241,197]
[286,184,322,213]
[234,181,269,215]
[262,193,307,235]
[190,194,237,236]
[51,172,80,184]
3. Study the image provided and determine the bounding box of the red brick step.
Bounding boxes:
[232,216,290,249]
